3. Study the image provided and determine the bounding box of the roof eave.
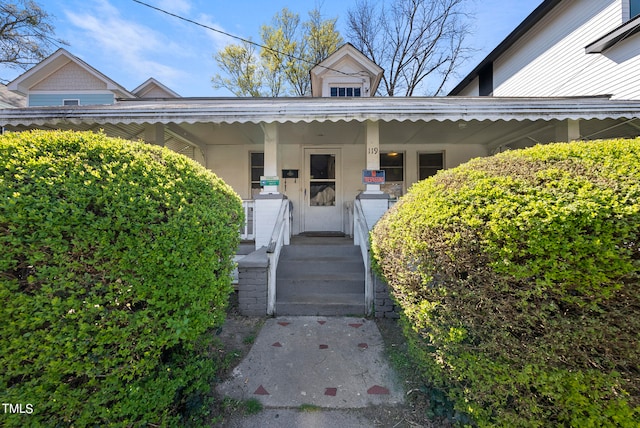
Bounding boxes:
[1,96,638,127]
[585,14,640,53]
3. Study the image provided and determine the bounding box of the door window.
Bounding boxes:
[309,154,336,206]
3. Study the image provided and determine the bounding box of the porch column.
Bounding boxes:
[357,120,388,231]
[364,120,383,195]
[555,119,580,142]
[260,122,279,195]
[144,123,165,146]
[254,122,283,250]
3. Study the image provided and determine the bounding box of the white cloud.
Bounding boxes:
[156,0,192,15]
[194,13,236,51]
[63,0,188,86]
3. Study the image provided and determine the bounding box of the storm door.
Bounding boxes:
[303,148,342,232]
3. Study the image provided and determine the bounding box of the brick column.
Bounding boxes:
[237,247,268,316]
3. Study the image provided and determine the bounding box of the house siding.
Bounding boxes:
[206,126,487,236]
[493,0,639,99]
[32,62,108,91]
[455,77,480,96]
[28,93,115,106]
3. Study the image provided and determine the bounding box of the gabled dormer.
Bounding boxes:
[7,48,134,106]
[310,43,383,98]
[132,78,180,99]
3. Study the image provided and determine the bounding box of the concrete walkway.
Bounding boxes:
[217,316,405,426]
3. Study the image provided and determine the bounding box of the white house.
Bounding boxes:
[1,6,640,315]
[450,0,640,99]
[1,42,639,240]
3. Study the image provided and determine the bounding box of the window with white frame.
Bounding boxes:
[250,152,264,198]
[418,152,444,181]
[380,152,404,199]
[330,86,362,97]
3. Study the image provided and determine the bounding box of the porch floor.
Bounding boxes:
[276,236,366,316]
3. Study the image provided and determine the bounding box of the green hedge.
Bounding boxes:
[371,138,640,426]
[0,130,243,426]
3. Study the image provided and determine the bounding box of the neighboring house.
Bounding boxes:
[450,0,640,99]
[3,49,202,162]
[6,48,135,107]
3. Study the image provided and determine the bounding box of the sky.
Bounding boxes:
[2,0,543,96]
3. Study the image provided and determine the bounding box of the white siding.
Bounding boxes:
[206,136,487,236]
[491,0,639,99]
[456,77,480,96]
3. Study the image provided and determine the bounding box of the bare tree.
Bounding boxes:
[347,0,473,96]
[0,1,67,80]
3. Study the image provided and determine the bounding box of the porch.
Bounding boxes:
[235,196,399,318]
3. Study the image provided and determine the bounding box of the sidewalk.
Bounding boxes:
[217,316,406,426]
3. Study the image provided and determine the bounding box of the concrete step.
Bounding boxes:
[276,301,365,316]
[276,289,365,316]
[279,244,362,260]
[277,279,364,295]
[275,241,366,316]
[277,260,364,279]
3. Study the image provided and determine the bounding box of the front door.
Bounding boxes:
[304,148,342,232]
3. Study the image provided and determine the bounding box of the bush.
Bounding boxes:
[0,130,243,426]
[371,138,640,426]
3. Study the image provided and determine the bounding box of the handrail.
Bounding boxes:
[240,200,255,240]
[266,199,289,254]
[266,198,290,315]
[354,198,374,315]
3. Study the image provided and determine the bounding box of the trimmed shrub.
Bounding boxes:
[371,138,640,426]
[0,130,243,426]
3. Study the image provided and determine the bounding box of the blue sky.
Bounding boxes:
[3,0,543,96]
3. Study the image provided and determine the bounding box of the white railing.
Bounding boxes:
[354,198,374,316]
[240,200,256,241]
[266,199,290,315]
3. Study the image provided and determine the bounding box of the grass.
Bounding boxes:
[298,403,322,412]
[220,397,263,416]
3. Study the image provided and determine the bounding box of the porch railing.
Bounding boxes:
[354,198,374,316]
[240,200,256,241]
[266,198,291,315]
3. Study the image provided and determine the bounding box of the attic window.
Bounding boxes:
[330,87,362,97]
[63,99,80,106]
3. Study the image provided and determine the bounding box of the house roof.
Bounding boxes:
[0,95,638,127]
[6,48,135,98]
[0,85,26,108]
[448,0,563,95]
[585,13,640,53]
[132,78,181,98]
